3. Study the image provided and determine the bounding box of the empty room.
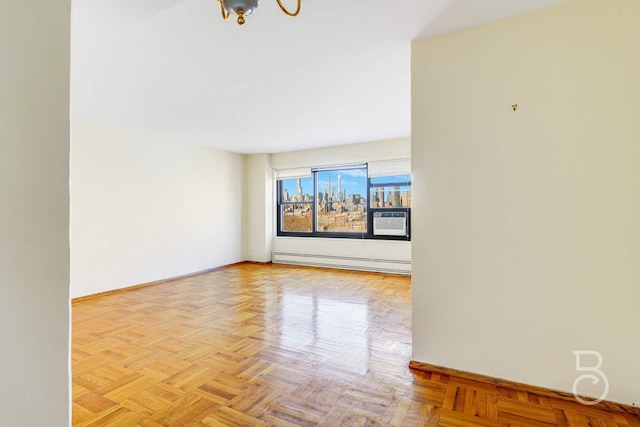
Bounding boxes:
[1,0,639,426]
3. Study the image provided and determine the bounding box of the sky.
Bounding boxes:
[317,169,367,198]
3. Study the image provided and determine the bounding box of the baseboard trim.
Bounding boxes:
[409,360,639,416]
[71,261,270,304]
[272,251,411,276]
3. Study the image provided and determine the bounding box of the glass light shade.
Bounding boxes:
[222,0,259,16]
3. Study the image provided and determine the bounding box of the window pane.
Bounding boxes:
[369,175,411,185]
[281,203,313,233]
[370,185,411,208]
[316,168,367,233]
[279,177,314,203]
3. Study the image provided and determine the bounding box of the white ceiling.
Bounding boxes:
[71,0,567,154]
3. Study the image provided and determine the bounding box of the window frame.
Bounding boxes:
[276,167,411,241]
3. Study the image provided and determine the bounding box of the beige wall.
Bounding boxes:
[243,154,274,262]
[0,0,71,424]
[412,0,640,405]
[71,121,244,298]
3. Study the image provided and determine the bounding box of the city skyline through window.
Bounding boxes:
[281,177,314,202]
[316,168,367,233]
[316,169,367,202]
[280,169,369,203]
[369,175,411,209]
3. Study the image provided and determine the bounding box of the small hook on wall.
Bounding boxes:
[512,104,518,111]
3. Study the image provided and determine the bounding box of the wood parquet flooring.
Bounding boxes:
[72,263,639,426]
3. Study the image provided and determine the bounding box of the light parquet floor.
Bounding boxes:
[72,263,639,426]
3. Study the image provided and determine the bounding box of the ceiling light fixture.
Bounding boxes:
[217,0,301,25]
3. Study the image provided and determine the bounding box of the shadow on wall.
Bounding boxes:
[415,0,569,40]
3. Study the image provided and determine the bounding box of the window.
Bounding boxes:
[279,176,314,233]
[369,175,411,209]
[277,165,410,240]
[316,168,368,233]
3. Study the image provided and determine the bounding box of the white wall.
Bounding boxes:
[243,154,273,262]
[270,138,411,170]
[271,139,412,267]
[71,121,244,298]
[412,0,640,405]
[0,0,70,424]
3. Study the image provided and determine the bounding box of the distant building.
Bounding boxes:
[392,187,401,207]
[400,190,411,207]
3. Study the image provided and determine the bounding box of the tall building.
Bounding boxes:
[296,178,302,200]
[338,175,341,201]
[392,186,401,207]
[400,190,411,207]
[327,176,331,201]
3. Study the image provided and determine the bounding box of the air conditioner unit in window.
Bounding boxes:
[373,212,407,236]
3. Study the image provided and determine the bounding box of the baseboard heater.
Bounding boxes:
[272,251,411,275]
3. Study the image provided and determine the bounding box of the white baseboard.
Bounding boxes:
[272,251,411,275]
